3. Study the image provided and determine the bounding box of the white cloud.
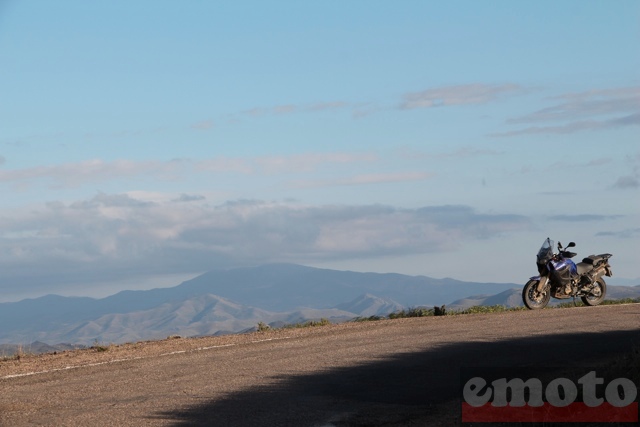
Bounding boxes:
[523,87,640,122]
[596,228,640,239]
[173,193,206,203]
[395,146,503,160]
[493,86,640,136]
[190,119,214,130]
[0,159,187,188]
[0,152,378,188]
[490,120,606,137]
[613,175,639,189]
[400,84,524,110]
[237,100,349,119]
[254,152,377,174]
[548,214,623,222]
[292,171,434,189]
[273,105,297,114]
[586,158,613,167]
[307,101,349,111]
[0,195,532,294]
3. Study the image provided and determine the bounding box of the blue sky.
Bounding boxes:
[0,1,638,301]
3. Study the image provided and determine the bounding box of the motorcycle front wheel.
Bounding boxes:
[522,279,550,310]
[581,277,607,306]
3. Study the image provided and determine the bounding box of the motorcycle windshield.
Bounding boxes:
[537,238,554,264]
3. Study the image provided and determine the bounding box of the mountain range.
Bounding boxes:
[1,263,637,348]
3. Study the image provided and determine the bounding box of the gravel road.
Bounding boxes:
[1,304,639,426]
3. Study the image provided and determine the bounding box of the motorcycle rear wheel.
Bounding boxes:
[581,277,607,306]
[523,279,550,310]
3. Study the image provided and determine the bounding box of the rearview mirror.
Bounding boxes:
[567,242,576,248]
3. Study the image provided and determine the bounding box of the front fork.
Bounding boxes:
[534,275,549,293]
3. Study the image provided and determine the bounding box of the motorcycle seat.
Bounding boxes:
[581,254,610,265]
[576,262,593,276]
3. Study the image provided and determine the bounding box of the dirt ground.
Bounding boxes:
[1,304,639,426]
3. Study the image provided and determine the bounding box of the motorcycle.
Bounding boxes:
[522,238,613,310]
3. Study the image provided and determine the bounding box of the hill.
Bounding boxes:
[2,264,635,348]
[0,264,517,346]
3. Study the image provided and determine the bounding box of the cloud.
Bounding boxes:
[587,158,613,167]
[489,120,604,137]
[548,214,622,222]
[0,159,187,188]
[190,120,214,130]
[238,101,349,119]
[336,172,434,186]
[610,112,640,126]
[596,228,640,239]
[0,152,377,188]
[613,175,639,189]
[85,127,168,140]
[0,196,532,293]
[292,171,434,189]
[173,193,206,203]
[400,84,524,110]
[489,116,639,137]
[612,154,640,189]
[493,86,640,136]
[509,87,640,124]
[396,146,503,160]
[351,103,383,119]
[273,105,297,114]
[253,152,377,174]
[307,101,349,112]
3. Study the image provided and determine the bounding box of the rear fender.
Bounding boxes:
[591,266,613,279]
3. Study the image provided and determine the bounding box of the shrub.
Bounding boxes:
[285,318,332,329]
[257,321,271,332]
[454,305,525,315]
[555,297,640,309]
[389,307,434,319]
[91,339,110,352]
[354,315,384,322]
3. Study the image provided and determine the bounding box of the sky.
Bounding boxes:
[0,1,638,302]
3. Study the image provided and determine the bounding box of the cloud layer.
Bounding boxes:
[492,86,640,137]
[400,84,524,109]
[0,194,532,292]
[0,152,378,188]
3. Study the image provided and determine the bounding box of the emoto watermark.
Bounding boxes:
[460,369,638,423]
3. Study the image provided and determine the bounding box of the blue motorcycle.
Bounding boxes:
[522,238,613,309]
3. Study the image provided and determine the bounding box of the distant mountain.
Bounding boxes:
[448,288,523,310]
[0,264,514,343]
[0,341,84,357]
[52,294,278,344]
[40,294,356,345]
[335,293,404,317]
[608,277,640,287]
[607,285,640,299]
[169,263,518,311]
[0,264,519,346]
